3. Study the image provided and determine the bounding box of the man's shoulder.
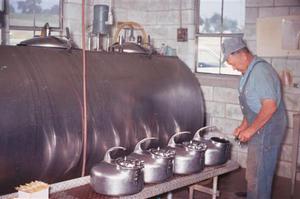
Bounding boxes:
[251,58,276,76]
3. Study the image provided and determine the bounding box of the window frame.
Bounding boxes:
[194,0,245,75]
[9,0,64,36]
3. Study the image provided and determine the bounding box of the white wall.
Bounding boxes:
[63,0,196,70]
[113,0,196,70]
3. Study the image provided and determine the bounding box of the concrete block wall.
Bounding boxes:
[64,0,195,70]
[244,0,300,179]
[112,0,196,70]
[198,0,300,179]
[200,85,248,168]
[245,0,300,84]
[199,82,300,178]
[63,0,95,47]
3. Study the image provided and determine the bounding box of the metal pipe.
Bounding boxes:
[81,0,88,177]
[1,0,9,45]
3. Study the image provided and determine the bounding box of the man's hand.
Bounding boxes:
[235,99,277,143]
[236,127,256,142]
[234,117,248,138]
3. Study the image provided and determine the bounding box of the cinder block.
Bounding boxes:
[287,59,300,77]
[146,26,170,40]
[129,0,151,11]
[114,0,130,9]
[246,7,259,23]
[282,128,293,145]
[166,26,178,40]
[64,19,82,34]
[178,54,194,71]
[204,112,213,126]
[147,0,170,11]
[279,144,293,162]
[232,141,248,154]
[231,151,238,162]
[72,34,83,48]
[168,0,181,10]
[290,7,300,15]
[64,3,82,20]
[244,23,256,41]
[259,7,289,18]
[94,0,111,5]
[246,0,274,7]
[213,87,239,104]
[182,0,194,10]
[276,161,291,178]
[64,0,93,5]
[262,57,272,63]
[187,25,195,40]
[237,151,248,168]
[226,104,243,120]
[275,0,300,6]
[287,111,295,128]
[211,117,241,135]
[166,0,194,10]
[205,101,226,117]
[298,147,300,164]
[182,10,194,25]
[284,93,300,112]
[200,86,213,101]
[127,11,149,25]
[64,0,82,3]
[156,11,180,25]
[271,58,288,74]
[176,40,196,55]
[144,12,158,25]
[113,8,129,22]
[246,40,257,54]
[294,76,300,84]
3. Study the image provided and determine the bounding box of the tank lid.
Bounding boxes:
[17,36,78,49]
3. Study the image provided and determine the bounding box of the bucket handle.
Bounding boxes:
[134,137,159,153]
[168,131,191,147]
[193,126,217,141]
[104,146,126,163]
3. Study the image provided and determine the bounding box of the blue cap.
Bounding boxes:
[221,37,247,63]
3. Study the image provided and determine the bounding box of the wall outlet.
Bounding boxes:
[177,28,188,42]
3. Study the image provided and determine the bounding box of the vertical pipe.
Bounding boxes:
[179,0,182,28]
[33,0,36,36]
[219,0,225,74]
[1,0,9,45]
[81,0,88,177]
[194,0,200,72]
[59,0,64,36]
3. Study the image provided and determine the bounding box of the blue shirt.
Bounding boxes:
[239,56,282,113]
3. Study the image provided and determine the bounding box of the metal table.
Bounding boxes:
[1,160,239,199]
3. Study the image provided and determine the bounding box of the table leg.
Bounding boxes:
[212,176,218,199]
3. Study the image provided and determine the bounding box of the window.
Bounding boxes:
[8,0,63,45]
[195,0,245,75]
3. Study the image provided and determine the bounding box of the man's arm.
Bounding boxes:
[237,99,277,142]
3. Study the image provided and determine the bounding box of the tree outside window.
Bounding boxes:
[8,0,62,45]
[196,0,245,75]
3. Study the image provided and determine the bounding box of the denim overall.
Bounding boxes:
[239,61,287,199]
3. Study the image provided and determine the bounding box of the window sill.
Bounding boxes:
[195,72,240,89]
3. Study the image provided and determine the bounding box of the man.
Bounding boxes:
[222,37,287,199]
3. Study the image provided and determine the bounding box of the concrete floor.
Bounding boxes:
[156,168,300,199]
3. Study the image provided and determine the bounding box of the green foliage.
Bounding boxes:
[200,13,240,33]
[17,0,42,14]
[9,0,59,15]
